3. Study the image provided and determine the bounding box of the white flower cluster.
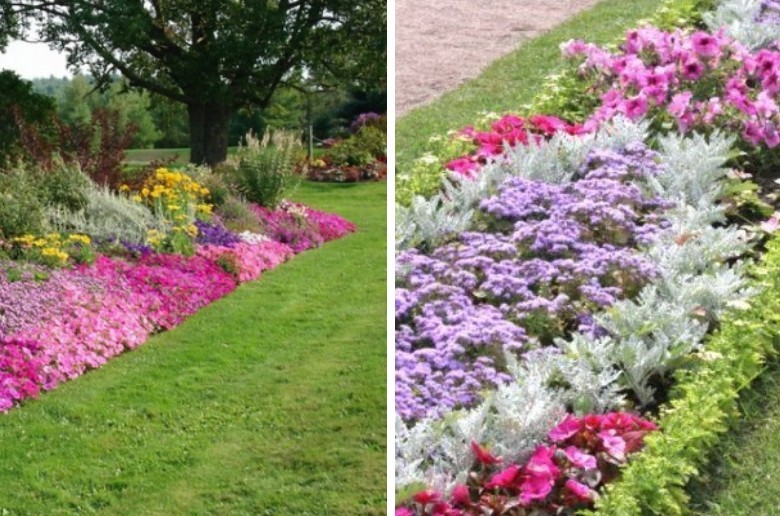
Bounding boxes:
[237,231,269,245]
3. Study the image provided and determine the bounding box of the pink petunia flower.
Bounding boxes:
[691,31,720,57]
[548,414,581,442]
[563,446,598,470]
[598,430,627,461]
[565,479,597,502]
[485,464,520,490]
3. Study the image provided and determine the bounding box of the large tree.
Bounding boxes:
[6,0,385,165]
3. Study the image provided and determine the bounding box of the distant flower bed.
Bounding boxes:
[306,112,387,183]
[307,156,387,183]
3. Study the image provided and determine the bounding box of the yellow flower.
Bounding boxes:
[119,184,130,192]
[33,238,46,247]
[68,234,91,245]
[141,187,150,197]
[41,247,69,262]
[184,224,198,237]
[132,195,143,203]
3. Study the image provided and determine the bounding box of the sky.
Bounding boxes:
[0,40,73,79]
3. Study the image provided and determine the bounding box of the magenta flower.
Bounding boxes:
[412,490,440,505]
[565,479,596,502]
[620,94,648,120]
[743,120,766,145]
[549,414,581,442]
[681,58,705,81]
[519,446,561,505]
[691,31,720,57]
[598,430,627,461]
[529,114,569,136]
[471,441,502,465]
[564,446,597,470]
[446,157,479,177]
[485,464,520,490]
[451,484,471,506]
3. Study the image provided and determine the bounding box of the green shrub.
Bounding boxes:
[38,159,91,213]
[228,131,301,208]
[329,126,386,166]
[0,169,46,238]
[396,132,475,206]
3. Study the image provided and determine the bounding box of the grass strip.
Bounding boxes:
[686,360,780,514]
[0,181,387,515]
[395,0,664,173]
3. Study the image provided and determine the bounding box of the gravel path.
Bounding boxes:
[395,0,602,116]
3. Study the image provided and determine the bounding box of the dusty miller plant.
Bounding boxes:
[704,0,780,50]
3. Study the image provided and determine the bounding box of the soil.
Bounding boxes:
[395,0,602,116]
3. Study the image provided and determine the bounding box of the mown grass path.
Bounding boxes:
[0,181,387,514]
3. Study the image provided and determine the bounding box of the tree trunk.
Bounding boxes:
[188,102,232,166]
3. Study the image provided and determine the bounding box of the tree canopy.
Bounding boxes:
[3,0,386,164]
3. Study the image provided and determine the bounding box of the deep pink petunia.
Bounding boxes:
[563,446,598,470]
[565,479,596,502]
[470,441,502,465]
[549,414,581,442]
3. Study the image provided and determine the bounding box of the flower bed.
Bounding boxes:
[0,181,356,412]
[395,0,780,512]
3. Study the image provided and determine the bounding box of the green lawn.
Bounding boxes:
[125,147,192,166]
[395,0,664,173]
[687,360,780,514]
[0,181,387,515]
[125,146,326,166]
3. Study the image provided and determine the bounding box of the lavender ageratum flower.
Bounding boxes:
[758,0,780,24]
[194,220,242,247]
[396,143,672,421]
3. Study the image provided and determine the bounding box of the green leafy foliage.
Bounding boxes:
[37,159,92,213]
[0,169,46,238]
[650,0,717,30]
[216,195,263,233]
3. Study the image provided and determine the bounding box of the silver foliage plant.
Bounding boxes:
[704,0,780,50]
[395,122,757,494]
[47,184,168,244]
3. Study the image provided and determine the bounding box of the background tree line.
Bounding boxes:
[1,68,385,164]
